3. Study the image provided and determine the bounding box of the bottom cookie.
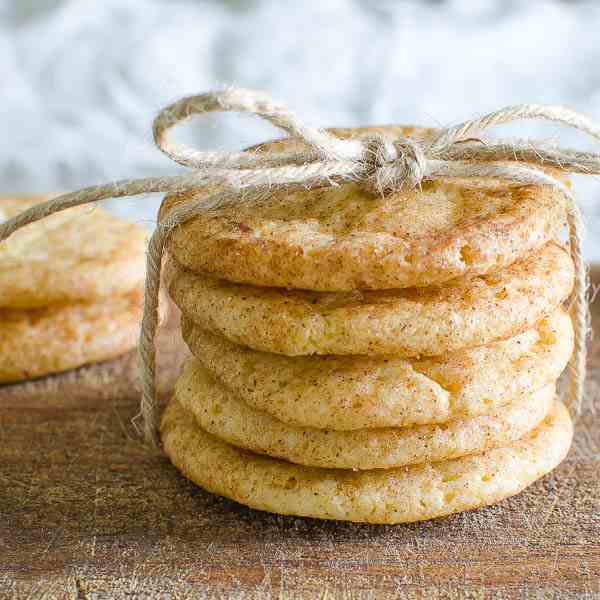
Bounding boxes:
[161,399,573,524]
[0,309,189,404]
[0,351,140,405]
[0,291,143,383]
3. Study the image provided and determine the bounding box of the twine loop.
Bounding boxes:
[0,87,599,448]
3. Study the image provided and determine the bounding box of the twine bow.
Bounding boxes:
[1,86,598,448]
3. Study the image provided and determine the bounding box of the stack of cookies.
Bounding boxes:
[0,195,147,384]
[160,126,575,524]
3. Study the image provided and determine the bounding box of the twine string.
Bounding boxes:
[1,87,598,448]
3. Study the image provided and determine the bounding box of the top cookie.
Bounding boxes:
[0,195,148,308]
[161,126,567,291]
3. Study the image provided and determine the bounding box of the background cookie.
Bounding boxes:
[0,291,142,383]
[0,302,188,404]
[182,309,573,430]
[169,242,573,357]
[0,195,147,308]
[161,126,567,292]
[176,362,554,470]
[161,399,573,524]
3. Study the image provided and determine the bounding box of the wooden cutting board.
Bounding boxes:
[2,283,599,600]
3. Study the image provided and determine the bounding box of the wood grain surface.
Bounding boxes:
[1,287,599,599]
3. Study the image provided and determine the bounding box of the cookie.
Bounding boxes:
[182,309,573,430]
[161,399,572,524]
[0,301,188,403]
[0,195,147,308]
[175,360,554,470]
[0,291,142,383]
[160,125,567,291]
[168,241,573,357]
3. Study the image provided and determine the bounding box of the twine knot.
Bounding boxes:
[0,87,596,448]
[361,134,427,194]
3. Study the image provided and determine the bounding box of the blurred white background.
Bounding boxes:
[2,0,600,258]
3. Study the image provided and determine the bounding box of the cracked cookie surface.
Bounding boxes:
[182,309,572,430]
[160,125,567,291]
[168,242,573,357]
[175,360,554,470]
